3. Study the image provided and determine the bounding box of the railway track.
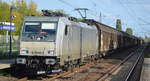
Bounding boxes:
[124,45,145,81]
[99,45,146,81]
[13,46,144,81]
[15,62,98,81]
[49,47,141,81]
[45,47,144,81]
[43,47,138,81]
[98,45,145,81]
[97,53,135,81]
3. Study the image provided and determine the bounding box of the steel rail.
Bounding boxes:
[44,60,100,81]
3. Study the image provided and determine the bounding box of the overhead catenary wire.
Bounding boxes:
[57,0,75,8]
[127,0,150,24]
[57,0,78,17]
[124,0,150,36]
[58,0,116,21]
[58,0,99,19]
[118,0,150,25]
[117,0,142,32]
[129,0,150,25]
[88,0,116,23]
[118,0,150,26]
[57,0,129,27]
[121,0,150,5]
[117,0,137,22]
[58,0,88,18]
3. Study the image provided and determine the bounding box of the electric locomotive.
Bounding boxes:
[12,16,98,75]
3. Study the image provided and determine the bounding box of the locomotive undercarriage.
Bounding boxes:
[62,54,101,72]
[12,53,102,75]
[12,49,126,75]
[12,56,61,75]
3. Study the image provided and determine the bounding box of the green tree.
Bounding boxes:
[126,28,133,35]
[116,19,122,31]
[28,0,41,16]
[0,1,10,35]
[0,0,41,35]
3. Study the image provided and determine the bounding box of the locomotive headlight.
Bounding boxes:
[48,50,54,55]
[20,48,29,55]
[16,58,26,64]
[45,59,56,65]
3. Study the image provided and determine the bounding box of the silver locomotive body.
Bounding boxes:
[14,17,98,74]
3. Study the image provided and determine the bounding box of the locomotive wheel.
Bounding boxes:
[101,53,105,58]
[10,67,16,74]
[10,64,18,74]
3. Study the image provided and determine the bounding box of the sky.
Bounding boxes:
[5,0,150,37]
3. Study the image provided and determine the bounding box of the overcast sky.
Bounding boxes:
[5,0,150,37]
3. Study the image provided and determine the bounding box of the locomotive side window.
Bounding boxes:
[65,25,68,35]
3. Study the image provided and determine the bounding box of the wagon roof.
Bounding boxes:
[82,19,137,38]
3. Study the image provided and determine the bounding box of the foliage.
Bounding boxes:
[116,19,122,31]
[0,0,41,35]
[0,1,10,35]
[126,28,133,35]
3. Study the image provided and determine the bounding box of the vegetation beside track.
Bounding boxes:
[0,69,11,77]
[0,51,18,59]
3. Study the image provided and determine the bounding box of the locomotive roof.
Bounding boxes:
[24,16,60,22]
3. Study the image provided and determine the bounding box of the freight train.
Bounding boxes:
[12,15,143,75]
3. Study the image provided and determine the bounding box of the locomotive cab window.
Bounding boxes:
[65,25,68,35]
[22,22,58,42]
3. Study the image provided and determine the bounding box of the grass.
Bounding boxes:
[0,51,18,59]
[144,53,150,58]
[144,43,150,58]
[0,69,11,77]
[0,42,19,59]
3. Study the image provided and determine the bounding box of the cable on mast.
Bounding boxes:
[75,8,89,19]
